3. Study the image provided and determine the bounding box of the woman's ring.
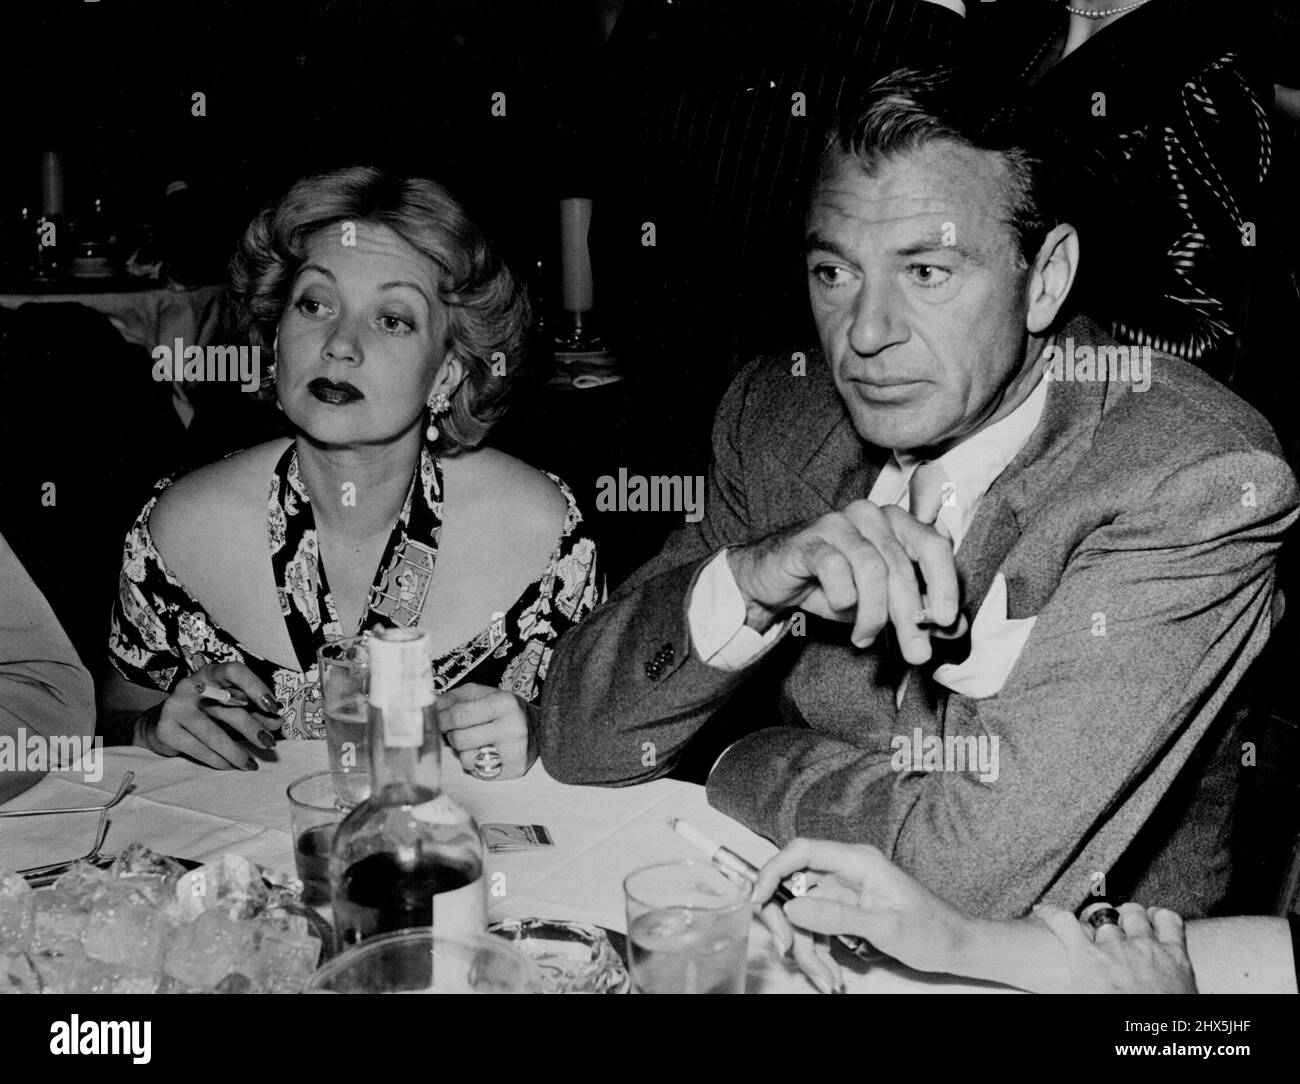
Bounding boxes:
[472,744,503,780]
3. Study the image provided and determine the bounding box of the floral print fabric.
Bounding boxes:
[109,442,602,738]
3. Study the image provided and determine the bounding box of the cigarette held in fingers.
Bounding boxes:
[914,607,969,637]
[198,686,251,708]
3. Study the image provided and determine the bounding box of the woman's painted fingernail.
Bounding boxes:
[244,758,259,771]
[259,694,283,713]
[811,975,833,995]
[256,731,275,749]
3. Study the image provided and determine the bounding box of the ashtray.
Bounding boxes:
[488,919,629,994]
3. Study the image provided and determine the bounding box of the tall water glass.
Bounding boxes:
[318,636,371,806]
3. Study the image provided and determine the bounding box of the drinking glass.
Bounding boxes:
[306,929,543,993]
[318,636,371,806]
[623,859,750,994]
[287,770,346,906]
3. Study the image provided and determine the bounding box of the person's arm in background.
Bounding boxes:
[755,840,1299,994]
[1110,55,1273,368]
[0,532,95,804]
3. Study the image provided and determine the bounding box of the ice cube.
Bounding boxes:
[109,843,185,884]
[0,871,33,951]
[173,854,267,922]
[251,912,321,993]
[0,870,30,899]
[156,974,206,994]
[0,952,41,994]
[213,971,255,994]
[29,946,85,994]
[162,910,252,990]
[52,862,111,908]
[31,892,90,954]
[71,956,160,994]
[82,883,165,969]
[111,872,170,907]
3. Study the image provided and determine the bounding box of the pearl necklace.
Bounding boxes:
[1062,0,1154,18]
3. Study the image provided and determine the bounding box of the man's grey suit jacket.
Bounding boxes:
[538,316,1299,918]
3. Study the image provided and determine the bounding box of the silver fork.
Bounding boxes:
[0,771,134,819]
[16,807,112,880]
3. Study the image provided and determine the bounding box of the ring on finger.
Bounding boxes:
[472,744,503,780]
[1080,902,1123,932]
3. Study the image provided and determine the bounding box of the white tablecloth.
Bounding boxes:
[1,745,1004,994]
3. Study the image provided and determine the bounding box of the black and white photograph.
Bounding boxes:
[0,0,1298,1055]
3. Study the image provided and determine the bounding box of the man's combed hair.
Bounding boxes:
[230,166,530,454]
[825,67,1062,265]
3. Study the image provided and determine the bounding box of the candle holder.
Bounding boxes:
[553,310,606,352]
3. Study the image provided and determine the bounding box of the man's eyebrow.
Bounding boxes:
[896,237,979,261]
[804,232,854,260]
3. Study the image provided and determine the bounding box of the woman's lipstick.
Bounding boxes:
[308,378,363,404]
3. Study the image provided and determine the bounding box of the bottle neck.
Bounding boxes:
[368,703,442,796]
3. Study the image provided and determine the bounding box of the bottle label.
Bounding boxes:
[382,706,425,749]
[369,629,434,711]
[432,876,489,942]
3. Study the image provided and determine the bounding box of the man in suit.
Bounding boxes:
[537,68,1299,919]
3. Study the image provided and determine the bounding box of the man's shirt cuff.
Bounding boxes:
[689,549,789,671]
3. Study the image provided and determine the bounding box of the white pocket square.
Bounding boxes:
[933,573,1036,699]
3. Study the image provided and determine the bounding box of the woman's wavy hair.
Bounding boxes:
[230,166,531,454]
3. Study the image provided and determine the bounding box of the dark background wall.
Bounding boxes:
[1,0,603,282]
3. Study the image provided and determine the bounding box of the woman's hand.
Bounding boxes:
[138,662,281,770]
[752,839,976,983]
[436,684,536,780]
[1033,902,1197,994]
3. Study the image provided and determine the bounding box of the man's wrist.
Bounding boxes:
[725,547,785,633]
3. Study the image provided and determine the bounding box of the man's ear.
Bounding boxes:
[1025,223,1079,335]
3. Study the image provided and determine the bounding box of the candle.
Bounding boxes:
[559,197,594,314]
[41,152,64,218]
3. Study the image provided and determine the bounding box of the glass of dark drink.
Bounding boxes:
[288,770,346,905]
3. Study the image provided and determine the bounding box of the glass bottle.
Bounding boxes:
[329,628,488,948]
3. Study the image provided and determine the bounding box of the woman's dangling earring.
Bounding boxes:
[426,392,451,442]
